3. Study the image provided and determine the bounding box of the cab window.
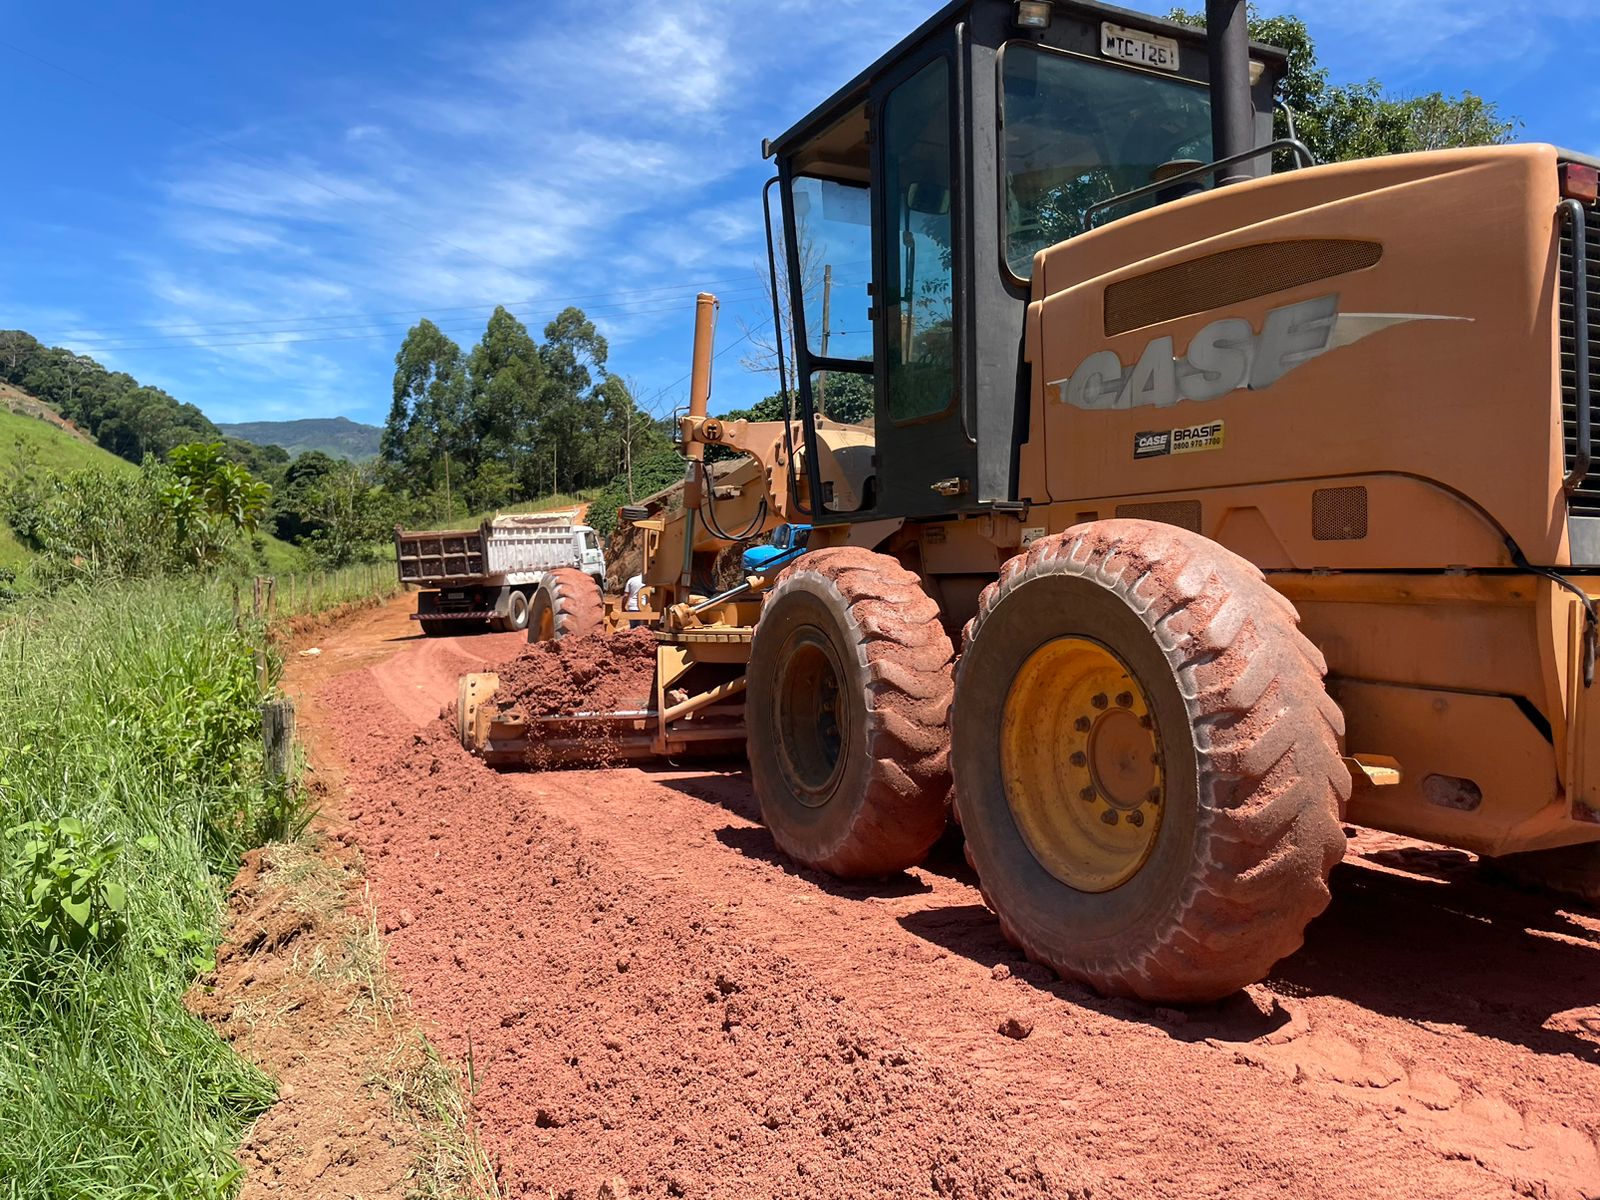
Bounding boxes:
[1002,44,1212,277]
[882,57,956,424]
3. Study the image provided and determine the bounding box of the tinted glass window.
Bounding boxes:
[882,57,956,424]
[788,177,873,364]
[1003,46,1212,276]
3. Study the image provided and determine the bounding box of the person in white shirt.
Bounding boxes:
[624,574,646,612]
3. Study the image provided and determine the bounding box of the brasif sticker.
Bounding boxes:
[1134,421,1224,459]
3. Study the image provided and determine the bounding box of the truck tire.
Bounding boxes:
[1486,843,1600,907]
[529,569,605,643]
[502,588,531,633]
[746,547,953,878]
[951,521,1349,1003]
[419,618,450,637]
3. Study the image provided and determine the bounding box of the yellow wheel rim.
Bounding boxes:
[537,606,555,642]
[1000,636,1165,893]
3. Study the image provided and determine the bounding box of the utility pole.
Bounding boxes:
[817,264,833,413]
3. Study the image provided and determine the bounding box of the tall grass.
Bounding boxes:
[273,561,402,618]
[0,580,283,1198]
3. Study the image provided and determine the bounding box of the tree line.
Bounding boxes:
[382,305,672,514]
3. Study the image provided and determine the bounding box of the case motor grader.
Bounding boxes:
[460,0,1600,1003]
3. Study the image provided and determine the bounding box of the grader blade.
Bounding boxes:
[456,664,746,769]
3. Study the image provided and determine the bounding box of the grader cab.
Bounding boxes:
[460,0,1600,1003]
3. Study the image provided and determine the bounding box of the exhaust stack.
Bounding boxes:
[1205,0,1255,184]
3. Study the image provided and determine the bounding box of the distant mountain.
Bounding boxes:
[217,416,382,461]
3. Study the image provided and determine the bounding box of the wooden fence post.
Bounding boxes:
[265,576,277,620]
[262,696,296,787]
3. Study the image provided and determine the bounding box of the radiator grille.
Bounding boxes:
[1114,500,1201,532]
[1312,486,1368,541]
[1561,199,1600,516]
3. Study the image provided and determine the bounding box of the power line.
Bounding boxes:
[59,293,777,354]
[635,317,770,417]
[59,287,777,353]
[20,272,782,342]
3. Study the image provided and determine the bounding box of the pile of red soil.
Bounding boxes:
[492,628,658,718]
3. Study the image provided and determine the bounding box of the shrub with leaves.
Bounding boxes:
[5,818,147,959]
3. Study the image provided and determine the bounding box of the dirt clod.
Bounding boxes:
[999,1015,1035,1040]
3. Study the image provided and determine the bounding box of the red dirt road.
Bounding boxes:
[301,595,1600,1200]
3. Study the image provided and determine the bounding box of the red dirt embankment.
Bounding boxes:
[308,601,1600,1200]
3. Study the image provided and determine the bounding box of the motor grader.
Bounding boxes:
[459,0,1600,1004]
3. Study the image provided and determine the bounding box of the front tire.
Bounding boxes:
[746,548,953,878]
[528,569,604,643]
[952,521,1348,1003]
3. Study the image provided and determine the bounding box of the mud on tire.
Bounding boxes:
[529,569,605,643]
[951,520,1349,1003]
[746,547,953,878]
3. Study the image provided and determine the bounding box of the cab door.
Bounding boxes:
[868,40,978,519]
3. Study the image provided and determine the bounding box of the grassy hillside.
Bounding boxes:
[217,416,381,461]
[0,402,135,477]
[0,403,307,576]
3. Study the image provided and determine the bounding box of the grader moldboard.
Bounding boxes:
[459,0,1600,1003]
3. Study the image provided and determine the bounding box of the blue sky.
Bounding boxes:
[3,0,1598,428]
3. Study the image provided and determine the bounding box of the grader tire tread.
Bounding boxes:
[955,520,1349,1002]
[537,569,605,642]
[751,547,953,878]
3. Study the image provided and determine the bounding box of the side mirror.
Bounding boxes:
[906,182,951,216]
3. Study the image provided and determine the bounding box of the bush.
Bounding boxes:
[587,448,688,538]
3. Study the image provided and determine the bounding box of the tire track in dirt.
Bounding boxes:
[310,608,1600,1200]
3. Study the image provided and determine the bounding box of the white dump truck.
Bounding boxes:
[394,512,606,636]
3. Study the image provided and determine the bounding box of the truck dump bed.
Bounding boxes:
[395,512,587,586]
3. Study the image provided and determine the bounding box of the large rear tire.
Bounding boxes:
[746,547,953,878]
[528,569,604,643]
[952,520,1348,1003]
[419,618,450,638]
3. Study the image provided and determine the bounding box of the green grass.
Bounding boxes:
[0,524,28,573]
[0,406,135,478]
[0,580,286,1198]
[275,561,402,617]
[0,407,308,583]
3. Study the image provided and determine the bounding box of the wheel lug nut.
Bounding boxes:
[1079,786,1097,802]
[1116,691,1133,708]
[1147,787,1162,805]
[1092,693,1108,709]
[1100,808,1119,825]
[1074,716,1092,732]
[1139,714,1153,729]
[1069,751,1087,767]
[1150,752,1161,764]
[1127,809,1144,828]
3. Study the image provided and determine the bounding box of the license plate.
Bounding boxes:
[1101,22,1180,72]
